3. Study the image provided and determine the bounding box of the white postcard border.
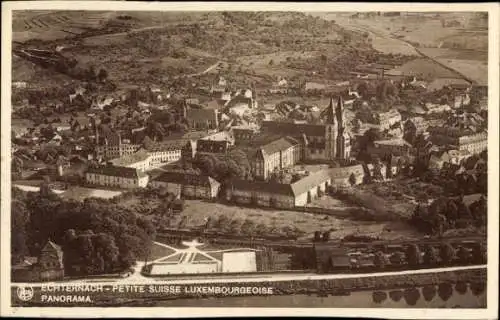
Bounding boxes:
[1,2,499,318]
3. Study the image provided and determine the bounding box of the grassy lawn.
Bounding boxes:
[148,242,177,261]
[178,200,422,241]
[60,186,123,201]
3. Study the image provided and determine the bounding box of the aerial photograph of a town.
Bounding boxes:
[6,8,491,311]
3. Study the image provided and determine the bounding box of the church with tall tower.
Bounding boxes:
[323,96,351,160]
[260,96,351,162]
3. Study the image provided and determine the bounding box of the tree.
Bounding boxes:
[374,251,388,269]
[434,214,447,236]
[423,245,439,265]
[471,242,486,264]
[269,59,274,66]
[439,243,456,265]
[322,231,330,242]
[11,199,30,263]
[216,215,229,229]
[240,219,255,236]
[389,251,405,266]
[97,68,108,83]
[313,231,322,242]
[456,245,470,264]
[406,244,421,266]
[348,173,357,186]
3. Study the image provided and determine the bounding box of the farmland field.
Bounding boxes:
[12,11,117,42]
[385,58,464,79]
[419,48,487,62]
[435,59,488,86]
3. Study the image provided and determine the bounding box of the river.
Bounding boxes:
[150,282,486,308]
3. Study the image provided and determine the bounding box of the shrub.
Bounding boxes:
[439,243,456,265]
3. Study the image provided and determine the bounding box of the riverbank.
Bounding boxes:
[12,267,486,307]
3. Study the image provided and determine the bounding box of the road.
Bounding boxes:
[14,264,486,287]
[172,60,222,80]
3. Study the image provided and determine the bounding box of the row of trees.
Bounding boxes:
[411,194,487,235]
[373,242,486,269]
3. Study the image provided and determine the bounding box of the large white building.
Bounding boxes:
[85,165,149,189]
[109,149,151,172]
[144,140,184,168]
[458,132,487,154]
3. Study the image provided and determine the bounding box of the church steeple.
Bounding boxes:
[336,95,345,128]
[325,97,336,124]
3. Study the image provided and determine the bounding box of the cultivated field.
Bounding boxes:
[386,58,464,80]
[419,48,487,62]
[435,59,488,86]
[12,11,117,42]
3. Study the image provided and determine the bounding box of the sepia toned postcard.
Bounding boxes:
[1,1,498,318]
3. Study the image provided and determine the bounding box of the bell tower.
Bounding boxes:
[324,97,338,160]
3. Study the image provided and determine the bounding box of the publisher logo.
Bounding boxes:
[17,286,34,302]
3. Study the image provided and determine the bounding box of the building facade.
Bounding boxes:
[376,109,402,130]
[109,149,151,172]
[226,170,332,208]
[86,165,149,189]
[186,108,219,131]
[368,139,413,160]
[150,172,221,200]
[145,140,184,167]
[252,137,302,180]
[458,132,487,154]
[96,132,141,160]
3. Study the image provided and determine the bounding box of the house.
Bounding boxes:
[91,96,114,110]
[226,94,257,110]
[12,240,64,282]
[304,82,327,92]
[150,171,221,200]
[86,165,149,189]
[425,102,452,114]
[232,126,260,145]
[226,169,332,208]
[195,139,230,155]
[12,81,27,89]
[329,163,365,188]
[375,109,402,130]
[144,140,184,167]
[368,139,413,160]
[109,149,151,172]
[269,78,289,94]
[96,131,142,160]
[250,136,302,180]
[206,99,227,110]
[186,108,219,131]
[458,132,487,155]
[405,117,428,134]
[453,93,471,108]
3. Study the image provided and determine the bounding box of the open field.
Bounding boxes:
[178,200,422,241]
[386,58,463,79]
[419,48,487,62]
[435,59,488,86]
